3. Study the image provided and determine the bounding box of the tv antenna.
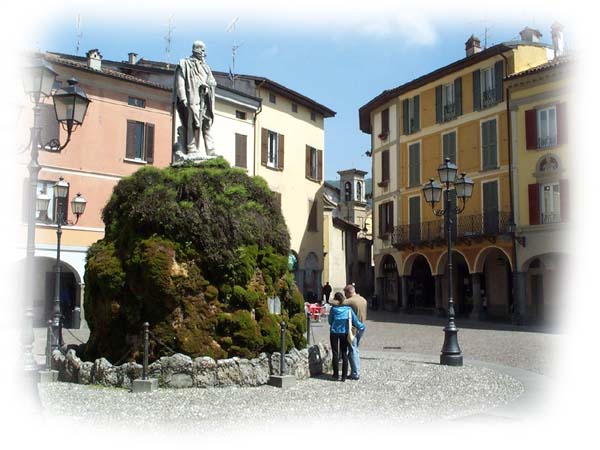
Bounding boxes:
[75,14,83,55]
[226,17,242,88]
[165,15,175,68]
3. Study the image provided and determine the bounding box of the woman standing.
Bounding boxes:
[328,292,366,381]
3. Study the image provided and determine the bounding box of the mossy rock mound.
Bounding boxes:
[83,158,305,363]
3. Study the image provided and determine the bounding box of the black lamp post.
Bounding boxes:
[422,158,474,366]
[22,57,90,373]
[36,178,87,352]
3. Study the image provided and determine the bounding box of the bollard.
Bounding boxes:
[280,321,286,375]
[142,322,149,380]
[45,319,53,370]
[306,312,311,348]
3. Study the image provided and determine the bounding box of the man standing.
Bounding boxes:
[173,40,217,159]
[343,284,367,380]
[322,282,332,303]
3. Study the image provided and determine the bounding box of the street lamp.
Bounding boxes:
[37,178,87,353]
[22,57,90,375]
[422,158,474,366]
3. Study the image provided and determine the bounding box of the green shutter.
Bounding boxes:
[402,99,409,135]
[435,85,442,123]
[482,121,490,169]
[472,70,481,111]
[454,77,462,116]
[443,132,456,164]
[413,95,420,131]
[494,60,504,103]
[409,143,420,187]
[489,120,497,167]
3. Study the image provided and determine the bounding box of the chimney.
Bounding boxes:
[551,22,565,58]
[86,49,102,71]
[465,35,482,57]
[519,27,542,43]
[128,52,138,64]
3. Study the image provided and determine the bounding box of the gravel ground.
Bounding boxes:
[38,351,523,436]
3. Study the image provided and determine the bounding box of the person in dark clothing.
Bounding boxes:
[322,282,332,303]
[328,292,366,382]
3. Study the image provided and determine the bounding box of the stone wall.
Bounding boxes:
[50,343,332,389]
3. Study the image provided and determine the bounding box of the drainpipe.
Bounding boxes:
[253,79,267,177]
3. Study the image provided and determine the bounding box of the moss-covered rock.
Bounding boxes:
[83,158,303,362]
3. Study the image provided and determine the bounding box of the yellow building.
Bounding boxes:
[359,28,554,321]
[505,52,571,325]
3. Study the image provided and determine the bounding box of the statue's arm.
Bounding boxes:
[174,65,188,106]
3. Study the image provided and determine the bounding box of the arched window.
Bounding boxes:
[356,181,363,202]
[344,181,352,202]
[533,154,565,224]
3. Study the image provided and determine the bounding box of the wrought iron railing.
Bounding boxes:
[482,89,497,108]
[538,136,557,148]
[392,211,511,248]
[541,213,561,224]
[443,103,456,121]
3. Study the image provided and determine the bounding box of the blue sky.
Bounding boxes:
[22,1,575,182]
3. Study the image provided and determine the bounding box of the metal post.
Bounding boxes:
[440,183,463,366]
[51,204,63,352]
[306,312,310,348]
[142,322,149,380]
[45,320,53,370]
[279,321,286,375]
[23,105,42,373]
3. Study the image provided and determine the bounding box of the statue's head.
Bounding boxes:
[192,41,206,60]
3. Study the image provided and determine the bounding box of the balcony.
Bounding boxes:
[541,213,561,224]
[443,103,456,121]
[538,136,557,148]
[392,211,511,249]
[482,89,497,108]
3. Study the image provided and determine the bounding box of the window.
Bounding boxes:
[541,183,561,224]
[308,200,319,232]
[481,119,497,170]
[473,61,503,110]
[442,131,457,164]
[261,128,284,170]
[378,201,394,236]
[126,120,155,163]
[305,146,322,181]
[269,93,276,104]
[36,180,68,224]
[356,181,362,202]
[529,154,568,224]
[310,111,316,121]
[408,142,421,187]
[537,106,557,148]
[128,97,146,108]
[402,95,420,134]
[292,103,298,113]
[235,133,247,169]
[344,182,352,202]
[436,78,462,123]
[235,110,247,120]
[379,149,390,186]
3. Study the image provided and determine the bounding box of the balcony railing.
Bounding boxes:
[541,213,561,224]
[538,136,557,148]
[482,88,497,108]
[392,211,511,248]
[443,103,456,121]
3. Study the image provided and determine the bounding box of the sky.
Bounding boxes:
[16,0,579,182]
[2,0,599,447]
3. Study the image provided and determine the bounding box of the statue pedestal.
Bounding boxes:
[171,150,218,167]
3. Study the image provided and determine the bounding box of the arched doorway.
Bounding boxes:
[524,253,567,325]
[481,248,512,320]
[380,254,399,311]
[437,251,471,317]
[408,255,435,311]
[303,252,320,302]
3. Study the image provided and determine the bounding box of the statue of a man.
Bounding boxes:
[173,40,217,160]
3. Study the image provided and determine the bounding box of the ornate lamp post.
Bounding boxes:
[36,179,87,352]
[422,158,474,366]
[22,58,90,373]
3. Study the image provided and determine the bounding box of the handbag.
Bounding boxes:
[347,310,355,344]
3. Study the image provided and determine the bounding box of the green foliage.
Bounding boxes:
[84,160,307,361]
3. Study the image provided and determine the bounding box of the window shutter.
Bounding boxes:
[413,95,420,131]
[556,103,567,145]
[278,134,284,169]
[261,128,268,166]
[381,149,390,182]
[317,149,323,181]
[409,143,420,186]
[126,120,138,159]
[435,85,442,123]
[145,123,155,163]
[482,121,490,169]
[235,133,247,168]
[494,60,504,103]
[525,109,538,149]
[402,99,409,134]
[381,108,389,134]
[305,145,310,178]
[378,203,384,237]
[489,120,497,168]
[560,179,569,222]
[386,201,394,233]
[528,183,540,225]
[472,70,481,111]
[454,77,462,116]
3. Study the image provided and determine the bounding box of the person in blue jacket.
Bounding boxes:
[328,292,366,381]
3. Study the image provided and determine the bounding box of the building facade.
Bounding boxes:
[506,51,571,325]
[359,28,555,321]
